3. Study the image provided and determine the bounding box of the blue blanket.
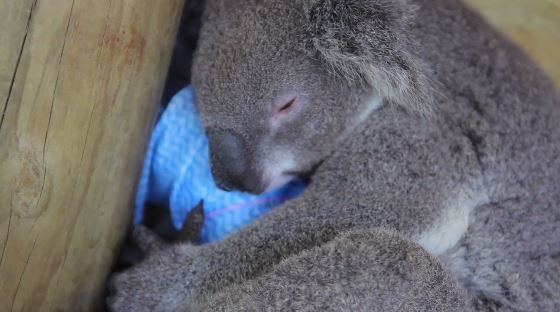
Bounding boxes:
[134,86,306,243]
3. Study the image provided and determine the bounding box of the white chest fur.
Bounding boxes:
[417,187,488,256]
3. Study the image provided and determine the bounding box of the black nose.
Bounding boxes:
[206,129,247,191]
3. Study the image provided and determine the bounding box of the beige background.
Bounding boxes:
[468,0,560,87]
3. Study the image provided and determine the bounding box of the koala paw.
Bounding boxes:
[106,226,205,312]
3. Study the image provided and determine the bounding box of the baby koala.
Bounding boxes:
[107,0,560,311]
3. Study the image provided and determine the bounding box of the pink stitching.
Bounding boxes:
[205,196,286,220]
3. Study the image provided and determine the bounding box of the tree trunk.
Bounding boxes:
[0,0,185,310]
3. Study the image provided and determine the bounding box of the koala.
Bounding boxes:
[107,0,560,311]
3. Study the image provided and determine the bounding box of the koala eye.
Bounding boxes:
[274,97,297,117]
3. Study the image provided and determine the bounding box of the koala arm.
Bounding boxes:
[195,106,481,290]
[192,228,470,312]
[108,108,481,311]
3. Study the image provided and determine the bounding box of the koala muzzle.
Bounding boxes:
[206,128,249,192]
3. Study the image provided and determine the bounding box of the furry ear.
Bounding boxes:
[303,0,435,114]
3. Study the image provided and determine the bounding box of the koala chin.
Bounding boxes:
[107,0,560,311]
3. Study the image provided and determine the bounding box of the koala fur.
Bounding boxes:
[107,0,560,311]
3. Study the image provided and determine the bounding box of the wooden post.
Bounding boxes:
[0,0,185,310]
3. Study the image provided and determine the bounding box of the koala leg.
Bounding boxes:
[192,228,471,312]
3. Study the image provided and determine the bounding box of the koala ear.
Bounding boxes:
[303,0,435,114]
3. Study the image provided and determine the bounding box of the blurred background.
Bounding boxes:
[468,0,560,86]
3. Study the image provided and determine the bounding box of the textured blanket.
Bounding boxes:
[133,86,306,243]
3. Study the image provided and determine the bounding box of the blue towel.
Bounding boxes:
[134,86,306,243]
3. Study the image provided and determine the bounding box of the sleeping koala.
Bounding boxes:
[107,0,560,311]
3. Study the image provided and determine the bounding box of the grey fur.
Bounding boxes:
[191,228,469,311]
[107,0,560,311]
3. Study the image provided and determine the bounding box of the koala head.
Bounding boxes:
[191,0,433,194]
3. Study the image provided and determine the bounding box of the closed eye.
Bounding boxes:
[280,98,295,112]
[277,98,296,115]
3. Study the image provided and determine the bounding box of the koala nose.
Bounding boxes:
[206,129,247,191]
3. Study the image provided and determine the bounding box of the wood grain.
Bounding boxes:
[0,0,185,310]
[467,0,560,87]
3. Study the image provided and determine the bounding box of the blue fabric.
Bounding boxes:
[134,86,306,243]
